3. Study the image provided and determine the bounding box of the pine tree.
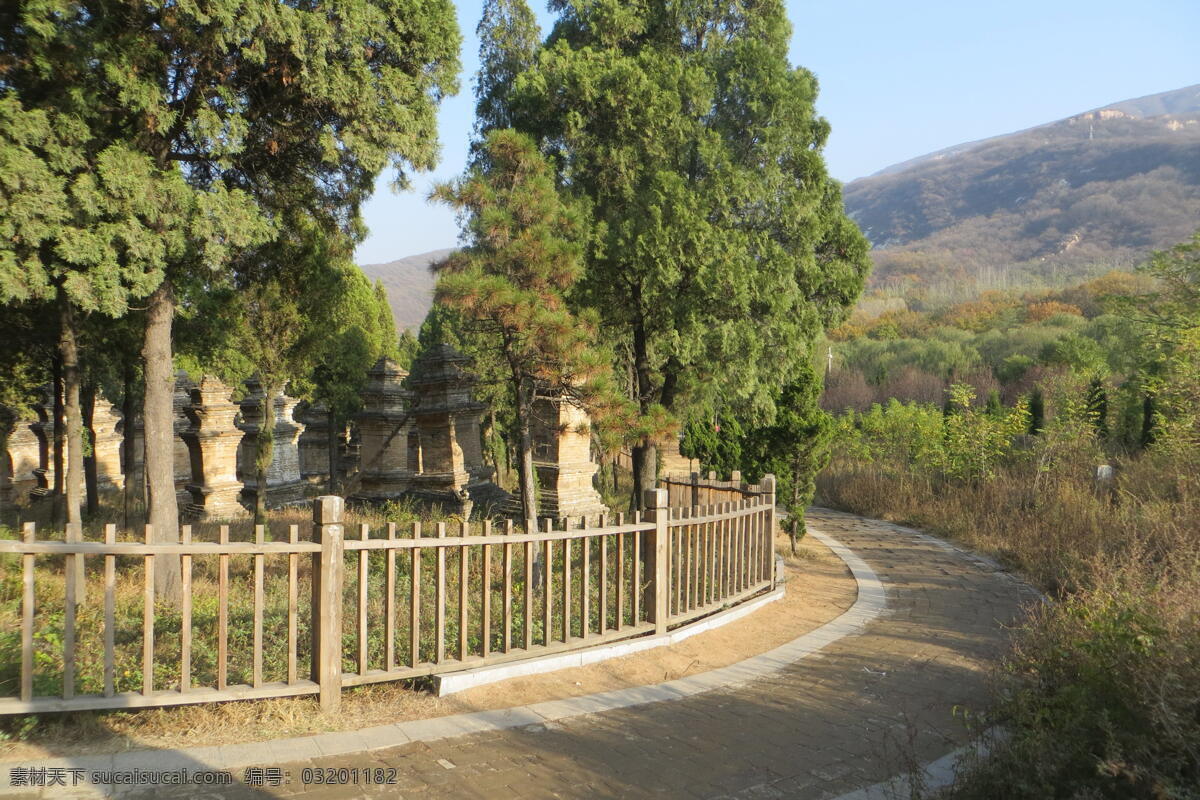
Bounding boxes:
[487,0,870,504]
[431,129,623,532]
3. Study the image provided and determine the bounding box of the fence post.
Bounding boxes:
[761,474,776,588]
[644,488,669,635]
[311,496,344,713]
[689,471,700,510]
[731,470,742,488]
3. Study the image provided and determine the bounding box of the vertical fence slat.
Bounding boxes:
[181,525,192,693]
[436,522,446,663]
[738,501,746,589]
[63,522,78,700]
[254,524,265,688]
[482,521,492,659]
[142,524,154,697]
[708,515,717,605]
[523,537,533,650]
[20,522,35,703]
[358,524,369,676]
[733,501,742,593]
[288,524,298,684]
[749,502,758,586]
[410,522,422,667]
[504,519,513,653]
[459,521,469,661]
[691,514,698,610]
[103,524,115,697]
[218,524,229,691]
[674,518,683,616]
[615,526,625,629]
[722,503,731,599]
[599,526,608,633]
[632,513,641,625]
[581,518,590,638]
[386,523,396,672]
[543,521,553,646]
[562,532,572,641]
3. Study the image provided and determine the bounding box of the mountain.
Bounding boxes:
[844,85,1200,296]
[358,248,454,333]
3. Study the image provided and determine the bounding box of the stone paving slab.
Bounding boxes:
[1,509,1038,799]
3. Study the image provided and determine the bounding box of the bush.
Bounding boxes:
[948,563,1200,799]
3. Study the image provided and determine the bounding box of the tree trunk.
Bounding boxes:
[327,408,339,496]
[121,362,137,530]
[515,377,541,587]
[630,312,659,510]
[0,413,14,529]
[51,355,64,527]
[790,457,802,556]
[83,384,99,517]
[59,297,86,602]
[516,379,538,535]
[142,280,181,604]
[255,386,276,525]
[59,299,84,529]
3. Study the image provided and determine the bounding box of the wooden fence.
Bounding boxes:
[0,475,775,714]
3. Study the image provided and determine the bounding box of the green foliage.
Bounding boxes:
[474,0,541,139]
[431,129,613,400]
[1028,387,1045,435]
[679,413,743,478]
[0,96,261,315]
[950,581,1200,799]
[743,363,834,542]
[431,128,625,521]
[832,388,1029,484]
[496,0,868,432]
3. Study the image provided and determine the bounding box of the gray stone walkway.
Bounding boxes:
[6,510,1038,799]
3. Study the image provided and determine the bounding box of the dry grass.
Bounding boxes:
[818,442,1200,797]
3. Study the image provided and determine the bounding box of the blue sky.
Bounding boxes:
[355,0,1200,265]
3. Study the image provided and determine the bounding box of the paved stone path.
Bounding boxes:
[12,510,1040,799]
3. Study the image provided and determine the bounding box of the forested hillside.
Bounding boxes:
[359,248,453,332]
[844,85,1200,298]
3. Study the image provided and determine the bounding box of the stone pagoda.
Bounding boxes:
[296,402,332,488]
[353,358,416,501]
[237,378,307,509]
[504,388,607,524]
[181,377,248,519]
[533,391,607,521]
[89,398,125,493]
[406,344,507,513]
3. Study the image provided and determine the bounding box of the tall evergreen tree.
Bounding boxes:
[474,0,542,139]
[1,2,460,599]
[431,129,622,533]
[487,0,869,503]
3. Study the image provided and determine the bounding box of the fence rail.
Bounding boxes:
[0,475,775,715]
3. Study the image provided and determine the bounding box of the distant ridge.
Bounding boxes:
[843,84,1200,293]
[868,84,1200,179]
[358,247,454,333]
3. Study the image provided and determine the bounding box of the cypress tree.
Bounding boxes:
[482,0,869,505]
[1,2,460,599]
[432,129,623,533]
[1029,388,1046,436]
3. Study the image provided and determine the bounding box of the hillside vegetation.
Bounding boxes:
[358,248,453,333]
[844,85,1200,299]
[817,234,1200,797]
